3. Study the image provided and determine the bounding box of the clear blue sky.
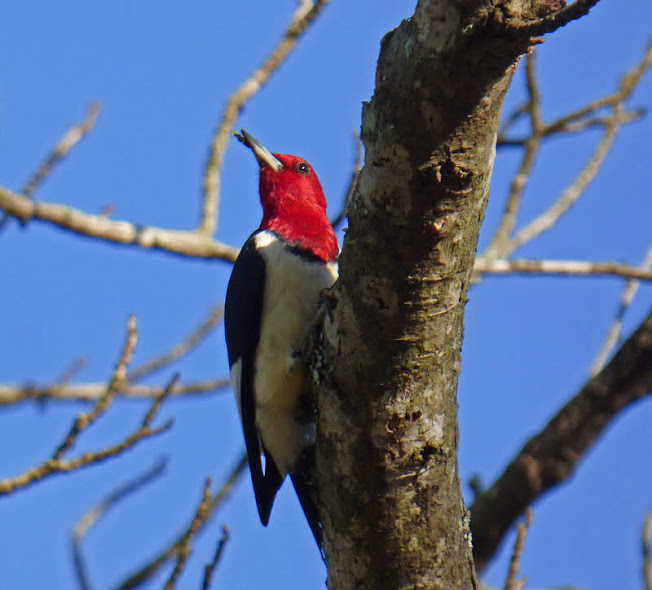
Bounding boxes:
[1,1,651,589]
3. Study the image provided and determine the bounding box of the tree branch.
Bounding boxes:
[127,305,224,382]
[470,311,652,571]
[0,186,239,261]
[591,245,652,375]
[72,459,168,590]
[473,257,652,281]
[199,0,330,236]
[500,0,603,37]
[0,379,229,407]
[113,453,247,590]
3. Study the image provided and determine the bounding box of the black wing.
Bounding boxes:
[224,233,283,525]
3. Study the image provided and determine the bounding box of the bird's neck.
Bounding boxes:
[260,210,337,263]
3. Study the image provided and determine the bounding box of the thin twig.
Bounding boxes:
[486,50,543,259]
[473,258,652,281]
[163,479,213,590]
[199,0,330,237]
[331,131,363,230]
[128,305,224,381]
[0,103,101,231]
[114,454,247,590]
[498,108,644,147]
[56,357,89,385]
[506,40,652,254]
[202,527,230,590]
[0,186,239,261]
[643,508,652,590]
[53,316,138,460]
[71,459,168,590]
[591,245,652,375]
[508,103,622,253]
[0,378,229,407]
[504,509,533,590]
[22,103,101,199]
[0,372,175,496]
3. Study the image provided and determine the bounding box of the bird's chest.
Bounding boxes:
[253,245,337,409]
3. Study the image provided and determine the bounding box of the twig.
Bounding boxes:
[508,103,622,253]
[331,131,363,230]
[56,357,89,385]
[163,479,213,590]
[114,453,247,590]
[0,378,229,407]
[643,508,652,590]
[473,258,652,281]
[506,40,652,254]
[0,372,175,496]
[22,103,101,199]
[470,311,652,571]
[0,103,101,231]
[486,50,543,259]
[591,245,652,375]
[504,509,533,590]
[202,527,230,590]
[128,305,224,381]
[498,108,644,147]
[0,186,239,262]
[502,0,603,37]
[53,316,138,460]
[71,459,168,590]
[199,0,330,237]
[546,39,652,134]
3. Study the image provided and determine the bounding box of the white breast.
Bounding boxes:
[253,230,338,475]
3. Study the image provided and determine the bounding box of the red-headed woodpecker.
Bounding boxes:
[224,130,338,546]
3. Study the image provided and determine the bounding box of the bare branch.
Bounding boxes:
[163,479,213,590]
[473,258,652,281]
[72,459,168,590]
[591,245,652,375]
[53,316,138,460]
[202,527,230,590]
[644,508,652,590]
[0,186,239,261]
[128,305,224,382]
[0,103,101,232]
[486,50,543,259]
[114,454,247,590]
[0,371,175,496]
[501,0,603,37]
[0,378,229,407]
[22,103,101,199]
[504,509,533,590]
[56,357,89,385]
[506,41,652,254]
[471,311,652,571]
[199,0,330,237]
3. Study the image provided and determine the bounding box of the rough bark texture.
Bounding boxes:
[311,2,546,588]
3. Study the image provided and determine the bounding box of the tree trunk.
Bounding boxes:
[311,1,548,588]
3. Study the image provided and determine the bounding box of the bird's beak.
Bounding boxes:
[234,129,284,172]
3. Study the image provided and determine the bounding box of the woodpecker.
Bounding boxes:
[224,130,338,546]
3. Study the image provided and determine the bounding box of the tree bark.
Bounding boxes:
[312,2,530,589]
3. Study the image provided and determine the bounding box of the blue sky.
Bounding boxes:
[1,1,651,589]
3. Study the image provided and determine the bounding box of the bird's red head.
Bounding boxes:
[236,130,338,263]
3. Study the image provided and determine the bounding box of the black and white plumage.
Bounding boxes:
[224,131,339,548]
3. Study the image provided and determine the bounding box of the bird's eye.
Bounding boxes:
[296,162,310,176]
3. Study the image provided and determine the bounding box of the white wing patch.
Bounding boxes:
[230,357,243,418]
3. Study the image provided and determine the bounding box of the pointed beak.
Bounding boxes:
[234,129,284,172]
